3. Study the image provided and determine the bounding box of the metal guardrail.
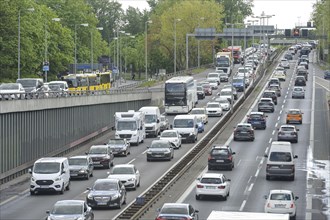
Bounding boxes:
[114,49,283,220]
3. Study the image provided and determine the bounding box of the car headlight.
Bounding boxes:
[31,177,36,182]
[31,89,36,93]
[112,194,119,200]
[147,151,152,154]
[165,149,171,153]
[132,133,137,136]
[189,132,194,136]
[79,169,87,173]
[87,194,93,199]
[127,178,135,182]
[55,176,61,181]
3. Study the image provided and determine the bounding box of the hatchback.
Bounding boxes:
[233,123,255,141]
[286,109,303,124]
[156,203,199,220]
[258,98,275,113]
[277,125,299,143]
[292,87,305,99]
[46,200,94,220]
[294,76,306,86]
[263,90,278,105]
[68,156,94,180]
[268,84,281,97]
[208,145,235,170]
[264,190,299,219]
[195,173,231,200]
[247,112,267,129]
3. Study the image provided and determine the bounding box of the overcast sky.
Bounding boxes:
[117,0,317,29]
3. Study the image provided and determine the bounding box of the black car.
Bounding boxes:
[208,145,236,170]
[294,76,306,86]
[106,139,130,156]
[297,69,308,81]
[324,70,330,79]
[247,112,267,129]
[196,86,205,99]
[284,53,293,60]
[68,156,94,180]
[46,200,94,220]
[146,140,174,161]
[262,90,277,105]
[86,179,126,209]
[233,123,255,141]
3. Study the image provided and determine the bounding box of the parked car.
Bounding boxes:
[107,164,140,190]
[86,179,126,209]
[233,123,255,141]
[46,200,94,220]
[277,125,299,143]
[190,107,208,124]
[86,145,114,168]
[292,86,305,99]
[258,98,275,113]
[206,102,223,117]
[159,115,170,132]
[0,83,25,100]
[208,145,235,170]
[106,139,130,156]
[286,109,303,124]
[68,156,94,180]
[247,112,267,129]
[294,76,306,86]
[264,190,299,219]
[146,140,175,161]
[159,129,182,149]
[195,173,231,200]
[196,86,205,99]
[156,203,199,220]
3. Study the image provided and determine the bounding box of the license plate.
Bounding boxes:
[154,155,162,157]
[206,186,215,189]
[272,166,279,169]
[93,161,100,164]
[70,174,78,176]
[254,122,260,124]
[275,204,286,208]
[97,202,107,205]
[216,160,224,162]
[241,131,247,133]
[40,186,49,188]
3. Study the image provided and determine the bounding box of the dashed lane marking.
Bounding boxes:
[239,200,247,211]
[269,138,272,144]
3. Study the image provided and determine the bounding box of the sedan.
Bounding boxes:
[159,130,182,149]
[68,156,94,180]
[107,164,140,190]
[106,138,130,156]
[86,179,126,209]
[214,97,231,111]
[190,108,208,124]
[292,86,305,99]
[277,125,299,143]
[195,173,231,200]
[146,140,174,161]
[0,83,25,100]
[46,200,94,220]
[206,102,223,117]
[264,190,299,219]
[156,203,199,220]
[273,71,286,81]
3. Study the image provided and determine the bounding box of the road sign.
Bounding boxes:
[43,65,49,71]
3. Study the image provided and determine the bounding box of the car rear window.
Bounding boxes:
[288,110,300,114]
[250,114,262,119]
[200,178,223,184]
[161,207,188,215]
[211,149,229,155]
[281,127,294,131]
[270,193,291,200]
[236,125,251,131]
[269,152,292,162]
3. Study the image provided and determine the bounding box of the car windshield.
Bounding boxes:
[191,109,204,114]
[207,104,220,108]
[250,114,262,119]
[69,158,87,166]
[269,86,278,90]
[145,115,157,123]
[89,147,107,154]
[93,181,117,191]
[220,73,227,77]
[269,152,292,162]
[16,79,37,87]
[111,167,134,174]
[238,68,249,73]
[270,193,291,201]
[218,99,228,104]
[0,84,19,90]
[117,121,137,131]
[232,78,243,83]
[208,74,218,78]
[108,139,125,145]
[48,84,61,91]
[49,83,65,89]
[51,204,82,215]
[161,206,188,215]
[196,117,203,123]
[200,178,223,184]
[236,125,251,131]
[161,132,177,138]
[221,91,231,96]
[174,119,194,128]
[151,142,169,148]
[33,162,60,174]
[197,87,203,91]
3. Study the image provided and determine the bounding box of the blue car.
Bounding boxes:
[196,117,204,133]
[324,70,330,79]
[247,112,267,129]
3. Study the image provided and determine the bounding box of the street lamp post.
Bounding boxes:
[118,30,125,83]
[124,34,135,76]
[247,19,258,48]
[91,27,103,72]
[174,18,181,75]
[198,17,205,68]
[74,23,88,75]
[145,20,152,81]
[17,7,34,79]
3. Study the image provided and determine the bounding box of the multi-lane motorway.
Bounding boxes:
[0,50,329,220]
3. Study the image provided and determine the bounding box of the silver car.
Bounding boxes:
[46,200,94,220]
[292,86,305,99]
[277,125,299,143]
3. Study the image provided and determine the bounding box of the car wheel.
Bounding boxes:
[266,175,270,180]
[59,184,64,194]
[123,193,127,205]
[228,165,233,171]
[286,120,289,124]
[233,137,237,141]
[117,199,122,209]
[86,173,90,180]
[65,181,70,191]
[299,120,302,124]
[108,161,111,169]
[30,190,35,196]
[137,179,140,187]
[223,195,227,201]
[91,213,95,220]
[290,175,295,181]
[195,194,201,200]
[90,171,93,177]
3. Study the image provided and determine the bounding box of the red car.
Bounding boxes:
[202,83,212,96]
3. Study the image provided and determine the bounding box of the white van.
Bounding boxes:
[139,106,161,137]
[29,157,70,195]
[264,141,298,181]
[172,115,198,143]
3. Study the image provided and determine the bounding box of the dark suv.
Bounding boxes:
[208,145,236,171]
[258,98,275,113]
[247,112,267,129]
[294,76,306,86]
[233,123,255,141]
[262,90,277,105]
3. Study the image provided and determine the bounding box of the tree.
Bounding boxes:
[216,0,254,24]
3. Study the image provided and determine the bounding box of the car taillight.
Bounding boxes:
[208,155,213,160]
[278,131,283,135]
[228,156,232,161]
[290,203,294,208]
[218,185,225,189]
[249,130,254,134]
[197,184,204,188]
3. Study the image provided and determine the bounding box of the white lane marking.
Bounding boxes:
[269,138,272,144]
[255,169,260,177]
[282,104,284,109]
[315,81,330,91]
[280,110,282,114]
[277,116,280,121]
[247,176,252,183]
[237,159,241,167]
[248,183,254,191]
[283,99,286,104]
[128,159,136,164]
[286,91,289,94]
[0,189,30,206]
[265,147,269,155]
[239,200,247,211]
[275,122,278,128]
[260,157,265,165]
[285,95,287,99]
[141,149,148,154]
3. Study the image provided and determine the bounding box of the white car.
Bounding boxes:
[206,79,218,90]
[0,83,25,100]
[214,97,230,111]
[195,173,231,200]
[237,67,252,78]
[107,164,140,190]
[264,190,299,218]
[159,130,182,149]
[219,88,233,104]
[206,102,223,117]
[273,71,286,81]
[190,108,208,124]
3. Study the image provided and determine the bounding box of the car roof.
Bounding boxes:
[269,189,293,194]
[237,123,252,126]
[152,139,170,144]
[162,129,178,133]
[174,115,196,119]
[69,155,89,159]
[260,98,272,101]
[212,145,230,150]
[162,203,189,209]
[201,173,224,178]
[207,102,220,105]
[95,178,119,184]
[112,164,134,169]
[90,145,107,148]
[250,112,264,115]
[280,125,296,129]
[264,90,275,93]
[35,157,67,163]
[288,108,301,112]
[54,200,85,205]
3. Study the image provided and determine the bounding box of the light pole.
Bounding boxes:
[123,32,131,75]
[124,34,135,76]
[118,30,125,82]
[198,17,205,68]
[74,23,88,75]
[91,27,103,72]
[145,20,152,81]
[247,19,258,48]
[265,15,275,53]
[174,18,181,75]
[17,7,34,79]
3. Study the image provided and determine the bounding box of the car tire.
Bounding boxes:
[108,162,112,169]
[86,173,90,180]
[30,190,35,196]
[266,175,270,180]
[123,193,127,205]
[195,195,201,200]
[90,171,93,177]
[233,137,237,141]
[65,181,70,191]
[137,179,140,187]
[59,184,64,194]
[286,120,289,124]
[290,175,295,181]
[229,165,233,171]
[223,195,227,201]
[91,213,95,220]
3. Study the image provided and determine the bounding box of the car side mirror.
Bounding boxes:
[227,179,231,181]
[156,208,161,212]
[87,187,91,190]
[179,135,182,138]
[295,196,299,200]
[296,129,300,131]
[294,155,298,159]
[85,152,88,155]
[46,210,50,214]
[264,154,268,158]
[28,168,32,174]
[232,152,236,155]
[195,210,199,213]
